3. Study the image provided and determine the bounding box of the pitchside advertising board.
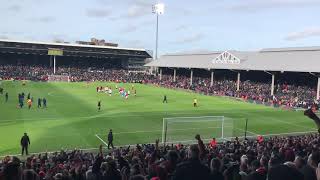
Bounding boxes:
[48,48,63,56]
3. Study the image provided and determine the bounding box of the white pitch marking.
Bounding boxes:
[95,134,108,146]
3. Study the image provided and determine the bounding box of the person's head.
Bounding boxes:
[166,150,179,164]
[268,164,303,180]
[24,133,27,136]
[154,165,167,180]
[109,129,112,133]
[294,156,305,169]
[187,144,200,160]
[240,155,249,166]
[308,151,320,168]
[3,161,22,180]
[250,160,260,171]
[210,158,221,172]
[130,164,142,176]
[22,169,39,180]
[129,175,146,180]
[268,155,282,169]
[53,173,63,180]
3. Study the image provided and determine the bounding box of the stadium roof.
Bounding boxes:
[0,39,152,58]
[145,46,320,73]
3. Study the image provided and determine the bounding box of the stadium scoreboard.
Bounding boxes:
[48,48,63,56]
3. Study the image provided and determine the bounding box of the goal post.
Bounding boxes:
[162,116,233,145]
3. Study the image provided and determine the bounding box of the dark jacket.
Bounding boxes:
[301,164,317,180]
[211,170,224,180]
[108,132,113,142]
[172,159,211,180]
[21,135,30,146]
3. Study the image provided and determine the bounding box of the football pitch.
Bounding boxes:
[0,81,317,156]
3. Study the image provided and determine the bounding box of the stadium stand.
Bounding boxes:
[0,65,317,108]
[1,42,320,179]
[0,133,319,180]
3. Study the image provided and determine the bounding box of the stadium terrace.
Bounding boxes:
[1,40,320,180]
[0,39,152,72]
[146,47,320,100]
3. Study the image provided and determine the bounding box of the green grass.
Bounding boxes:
[0,81,317,155]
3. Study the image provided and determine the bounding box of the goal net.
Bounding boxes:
[47,75,70,82]
[162,116,235,144]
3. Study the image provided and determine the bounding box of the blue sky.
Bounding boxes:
[1,0,320,55]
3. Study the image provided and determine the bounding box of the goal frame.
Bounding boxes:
[162,116,225,145]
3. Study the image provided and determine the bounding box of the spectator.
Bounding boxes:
[210,158,223,180]
[172,144,211,180]
[268,164,304,180]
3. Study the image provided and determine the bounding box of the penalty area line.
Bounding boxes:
[95,134,108,146]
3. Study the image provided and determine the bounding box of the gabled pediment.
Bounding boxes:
[212,51,241,64]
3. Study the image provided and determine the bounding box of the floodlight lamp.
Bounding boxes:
[152,3,165,15]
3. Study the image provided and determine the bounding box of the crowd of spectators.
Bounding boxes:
[1,65,320,179]
[0,65,51,81]
[0,65,317,108]
[1,133,320,180]
[149,74,316,109]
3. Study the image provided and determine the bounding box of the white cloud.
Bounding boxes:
[175,25,189,31]
[121,0,155,19]
[174,33,205,44]
[171,49,213,55]
[131,0,154,10]
[86,8,111,18]
[285,27,320,41]
[127,5,146,18]
[7,5,21,12]
[229,0,320,12]
[30,16,56,23]
[120,24,138,33]
[123,39,147,48]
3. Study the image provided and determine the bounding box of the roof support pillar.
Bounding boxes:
[173,68,176,82]
[210,71,214,87]
[264,71,276,96]
[50,56,53,67]
[53,55,56,74]
[317,77,320,100]
[309,73,320,100]
[271,74,275,96]
[237,72,240,91]
[159,68,162,81]
[190,69,193,85]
